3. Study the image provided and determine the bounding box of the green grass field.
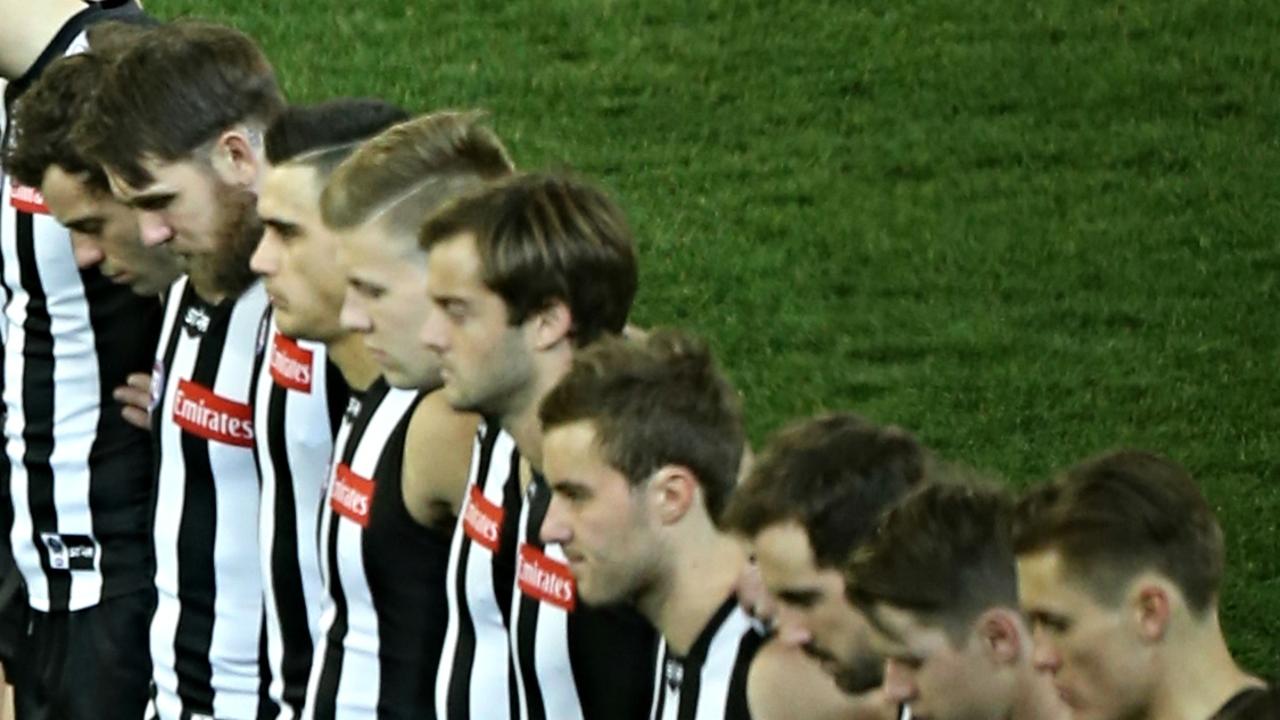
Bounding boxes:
[153,0,1280,670]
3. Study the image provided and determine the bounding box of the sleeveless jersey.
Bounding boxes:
[435,420,523,719]
[251,310,347,719]
[509,474,659,720]
[149,277,269,720]
[648,598,763,720]
[0,0,160,614]
[303,379,451,719]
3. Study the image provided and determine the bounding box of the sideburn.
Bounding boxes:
[193,182,261,302]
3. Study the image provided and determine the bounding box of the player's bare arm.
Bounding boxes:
[401,388,480,531]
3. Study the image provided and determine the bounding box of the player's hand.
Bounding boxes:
[114,372,153,431]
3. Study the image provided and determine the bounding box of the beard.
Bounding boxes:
[831,650,885,695]
[186,182,261,302]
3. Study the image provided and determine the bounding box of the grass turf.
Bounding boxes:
[153,0,1280,671]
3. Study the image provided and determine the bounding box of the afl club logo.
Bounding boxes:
[183,305,211,337]
[462,484,504,552]
[150,361,166,413]
[8,179,50,215]
[331,463,374,527]
[517,544,577,612]
[172,379,254,447]
[270,334,314,393]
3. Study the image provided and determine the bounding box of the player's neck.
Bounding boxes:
[1149,615,1262,720]
[642,524,747,657]
[504,343,573,479]
[0,0,85,80]
[326,333,380,392]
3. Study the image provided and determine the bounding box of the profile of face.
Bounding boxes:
[868,604,1015,720]
[252,164,346,341]
[337,216,441,388]
[752,522,884,695]
[539,419,663,606]
[419,232,538,415]
[1017,549,1156,720]
[107,136,262,300]
[41,165,180,296]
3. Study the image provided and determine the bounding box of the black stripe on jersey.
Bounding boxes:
[311,384,383,720]
[257,619,276,720]
[324,361,347,436]
[83,263,162,601]
[15,211,65,606]
[722,631,759,720]
[443,421,502,714]
[362,392,447,716]
[264,375,313,709]
[170,293,234,714]
[514,478,550,720]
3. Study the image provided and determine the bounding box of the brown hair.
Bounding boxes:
[4,53,110,191]
[722,413,926,569]
[1011,449,1225,617]
[420,172,638,346]
[74,20,284,187]
[539,329,745,524]
[846,481,1018,643]
[321,110,513,236]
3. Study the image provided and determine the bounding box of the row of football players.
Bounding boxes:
[0,7,1273,720]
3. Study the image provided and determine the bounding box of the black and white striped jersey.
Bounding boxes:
[149,277,269,720]
[648,599,763,720]
[509,474,659,720]
[0,0,160,615]
[251,311,347,720]
[303,379,450,720]
[435,420,523,720]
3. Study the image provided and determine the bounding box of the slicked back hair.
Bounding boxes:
[419,172,638,346]
[722,413,926,569]
[321,110,513,239]
[846,481,1018,645]
[263,98,409,171]
[74,20,284,187]
[539,329,745,524]
[1012,450,1226,617]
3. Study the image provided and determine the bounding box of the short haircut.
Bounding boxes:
[74,20,284,187]
[4,53,110,191]
[263,98,409,170]
[321,110,513,236]
[846,481,1018,644]
[1011,449,1225,617]
[419,172,638,346]
[539,329,745,524]
[721,413,926,569]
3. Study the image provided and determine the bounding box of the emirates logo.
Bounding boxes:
[172,379,254,447]
[269,334,313,393]
[516,543,577,612]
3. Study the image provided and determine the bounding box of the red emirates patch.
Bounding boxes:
[9,181,50,215]
[172,379,254,447]
[517,543,577,612]
[331,463,374,527]
[270,334,313,393]
[462,484,504,552]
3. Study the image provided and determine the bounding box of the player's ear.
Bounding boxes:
[649,465,697,526]
[976,608,1022,666]
[528,299,572,351]
[1130,576,1172,643]
[209,125,264,188]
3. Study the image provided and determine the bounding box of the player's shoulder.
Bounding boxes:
[747,640,900,720]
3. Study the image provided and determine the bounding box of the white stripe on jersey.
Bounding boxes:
[509,501,583,720]
[151,278,268,720]
[303,386,418,719]
[2,29,105,613]
[436,425,518,720]
[652,606,758,720]
[256,314,337,719]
